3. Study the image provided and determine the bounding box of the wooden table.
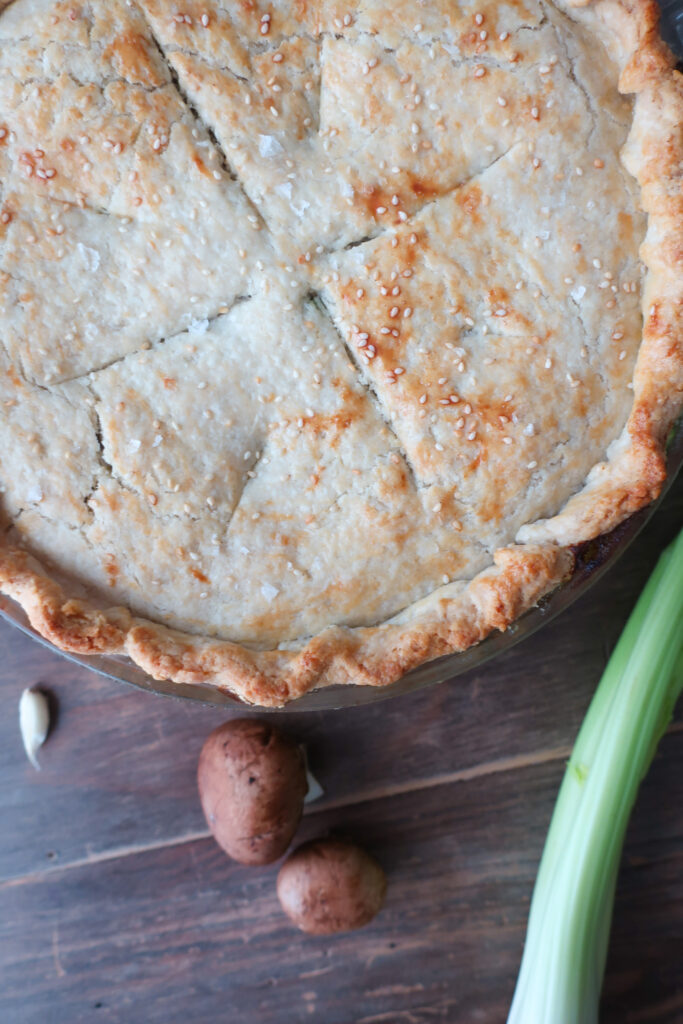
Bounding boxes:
[0,480,681,1024]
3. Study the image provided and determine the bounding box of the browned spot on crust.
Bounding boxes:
[354,183,395,223]
[487,285,511,307]
[456,183,483,221]
[60,137,76,152]
[464,451,487,476]
[5,364,22,388]
[192,153,211,177]
[101,489,120,513]
[617,211,636,246]
[190,567,210,584]
[0,206,13,236]
[354,172,445,224]
[405,172,441,202]
[104,554,119,586]
[162,377,177,390]
[104,33,165,89]
[305,410,355,436]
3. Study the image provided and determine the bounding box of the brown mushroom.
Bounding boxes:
[277,837,387,934]
[197,718,307,865]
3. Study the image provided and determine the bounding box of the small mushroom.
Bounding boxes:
[197,718,307,865]
[277,837,387,934]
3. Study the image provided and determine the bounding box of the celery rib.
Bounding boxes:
[507,527,683,1024]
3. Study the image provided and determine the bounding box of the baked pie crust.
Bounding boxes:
[0,0,680,705]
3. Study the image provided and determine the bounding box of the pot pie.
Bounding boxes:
[0,0,680,706]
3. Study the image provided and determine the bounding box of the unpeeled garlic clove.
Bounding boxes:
[299,745,324,804]
[304,767,324,803]
[19,688,50,770]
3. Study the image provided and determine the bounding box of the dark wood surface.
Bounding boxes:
[0,478,681,1024]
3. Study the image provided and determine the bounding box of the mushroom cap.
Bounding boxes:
[277,837,387,934]
[198,718,307,865]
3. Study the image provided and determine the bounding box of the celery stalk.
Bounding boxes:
[507,527,683,1024]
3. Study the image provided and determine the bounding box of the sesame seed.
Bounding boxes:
[499,30,509,40]
[376,206,387,214]
[272,52,283,62]
[530,107,539,120]
[403,307,413,318]
[612,331,624,340]
[389,306,399,318]
[474,66,486,78]
[201,12,209,26]
[497,96,507,107]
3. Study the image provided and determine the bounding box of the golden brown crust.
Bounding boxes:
[518,0,682,547]
[0,0,681,706]
[1,531,572,706]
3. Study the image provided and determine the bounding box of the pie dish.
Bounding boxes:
[0,0,680,707]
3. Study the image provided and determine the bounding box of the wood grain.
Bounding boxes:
[1,739,681,1024]
[0,476,680,1023]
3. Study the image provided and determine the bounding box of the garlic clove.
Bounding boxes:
[299,744,325,804]
[19,688,50,770]
[304,766,325,803]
